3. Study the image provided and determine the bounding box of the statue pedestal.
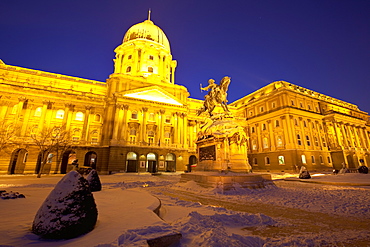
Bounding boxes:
[180,172,273,191]
[195,117,251,173]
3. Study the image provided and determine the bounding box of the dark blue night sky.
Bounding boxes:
[1,1,369,113]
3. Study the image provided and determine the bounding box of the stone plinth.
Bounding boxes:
[180,172,273,191]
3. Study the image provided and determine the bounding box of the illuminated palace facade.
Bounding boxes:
[1,18,369,175]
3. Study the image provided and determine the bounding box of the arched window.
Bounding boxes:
[127,152,137,160]
[265,157,270,165]
[301,155,307,164]
[262,123,266,130]
[278,155,285,165]
[251,127,255,133]
[275,120,280,127]
[320,155,323,164]
[75,112,84,121]
[126,66,131,72]
[311,156,315,164]
[34,107,42,117]
[56,109,65,119]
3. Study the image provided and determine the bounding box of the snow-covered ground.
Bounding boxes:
[0,172,369,246]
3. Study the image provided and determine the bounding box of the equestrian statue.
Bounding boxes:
[197,76,231,117]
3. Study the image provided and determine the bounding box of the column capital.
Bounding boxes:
[18,96,27,102]
[123,104,129,110]
[142,107,148,112]
[159,109,166,114]
[85,105,93,111]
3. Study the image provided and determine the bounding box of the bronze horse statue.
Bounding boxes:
[197,76,231,117]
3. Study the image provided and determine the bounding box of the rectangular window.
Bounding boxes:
[306,136,311,146]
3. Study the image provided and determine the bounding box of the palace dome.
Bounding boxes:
[123,20,170,51]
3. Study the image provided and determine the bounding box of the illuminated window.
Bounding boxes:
[148,67,153,73]
[164,132,171,145]
[34,107,42,117]
[11,104,18,114]
[91,138,98,145]
[252,139,257,150]
[265,157,270,165]
[75,112,84,121]
[47,153,54,163]
[263,137,269,149]
[149,113,155,121]
[23,152,28,163]
[72,136,80,143]
[278,156,285,165]
[297,134,302,145]
[131,111,138,119]
[148,131,155,145]
[276,136,283,147]
[126,66,131,72]
[56,109,65,119]
[301,155,307,164]
[129,129,136,144]
[127,152,137,160]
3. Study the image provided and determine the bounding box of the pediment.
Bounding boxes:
[120,86,183,106]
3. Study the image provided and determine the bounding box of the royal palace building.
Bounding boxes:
[1,17,369,175]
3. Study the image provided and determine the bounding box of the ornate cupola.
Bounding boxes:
[113,12,177,84]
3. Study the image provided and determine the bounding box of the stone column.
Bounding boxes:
[118,104,129,142]
[255,123,262,152]
[267,120,274,151]
[339,123,350,148]
[141,107,148,144]
[81,106,92,142]
[14,97,27,126]
[182,113,188,148]
[158,109,165,146]
[63,103,74,130]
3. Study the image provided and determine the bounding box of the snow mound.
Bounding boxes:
[172,211,275,246]
[32,170,98,239]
